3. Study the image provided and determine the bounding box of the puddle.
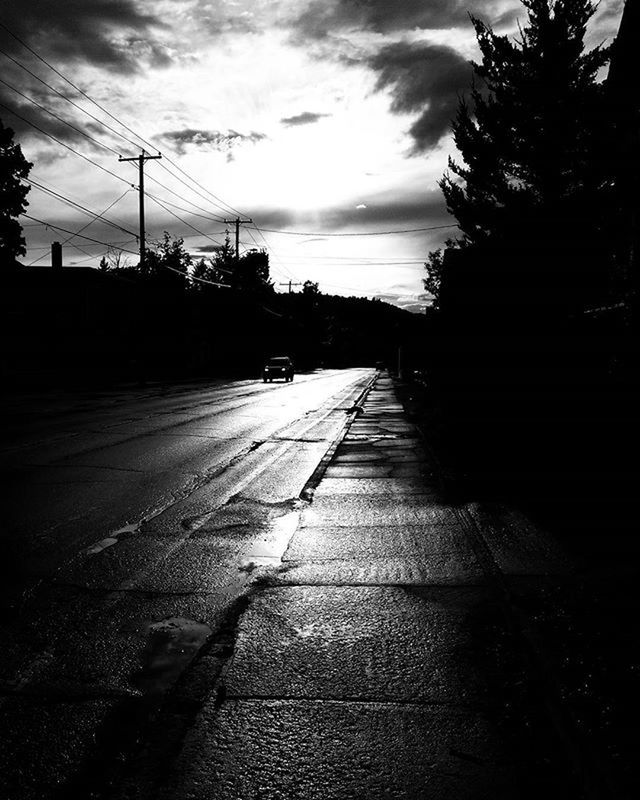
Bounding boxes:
[84,522,139,556]
[85,537,119,556]
[131,616,212,696]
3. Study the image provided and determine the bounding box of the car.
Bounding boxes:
[263,356,294,382]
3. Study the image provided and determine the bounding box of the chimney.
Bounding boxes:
[51,241,62,271]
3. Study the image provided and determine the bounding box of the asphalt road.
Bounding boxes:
[1,369,628,799]
[0,368,375,799]
[1,369,374,593]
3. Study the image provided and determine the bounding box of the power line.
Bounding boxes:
[245,225,297,283]
[0,23,241,219]
[0,22,253,221]
[163,263,230,289]
[20,213,139,254]
[25,179,136,236]
[146,194,223,247]
[154,161,237,219]
[0,99,132,186]
[250,224,458,237]
[0,76,121,156]
[158,156,242,217]
[59,189,132,246]
[0,45,141,152]
[0,20,153,152]
[144,186,227,223]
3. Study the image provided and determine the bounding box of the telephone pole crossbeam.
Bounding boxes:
[278,281,303,294]
[223,217,253,263]
[119,150,162,271]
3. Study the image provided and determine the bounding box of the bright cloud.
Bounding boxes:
[0,0,625,307]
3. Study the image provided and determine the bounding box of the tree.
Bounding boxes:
[0,118,32,264]
[232,247,272,293]
[430,0,611,299]
[99,246,130,272]
[302,280,319,296]
[145,232,192,286]
[207,233,235,285]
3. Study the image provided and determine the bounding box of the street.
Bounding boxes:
[0,368,374,798]
[0,369,629,799]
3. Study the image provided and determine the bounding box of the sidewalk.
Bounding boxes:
[157,375,582,799]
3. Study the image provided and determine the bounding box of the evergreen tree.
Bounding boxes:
[436,0,610,280]
[0,118,32,264]
[232,247,272,293]
[209,233,236,285]
[145,232,192,287]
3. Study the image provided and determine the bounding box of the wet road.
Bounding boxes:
[0,369,374,799]
[1,369,374,588]
[1,370,623,799]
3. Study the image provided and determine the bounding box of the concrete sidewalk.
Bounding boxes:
[159,376,579,799]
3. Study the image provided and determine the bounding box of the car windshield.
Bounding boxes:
[268,358,290,366]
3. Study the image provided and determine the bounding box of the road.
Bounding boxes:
[1,368,628,799]
[1,369,373,589]
[0,368,374,799]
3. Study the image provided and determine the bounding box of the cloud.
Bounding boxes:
[0,0,168,72]
[0,83,115,152]
[280,111,331,127]
[194,244,225,253]
[292,1,514,40]
[366,40,473,152]
[159,128,267,155]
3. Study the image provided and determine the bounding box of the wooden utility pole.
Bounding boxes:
[279,280,303,294]
[223,217,253,263]
[119,150,162,271]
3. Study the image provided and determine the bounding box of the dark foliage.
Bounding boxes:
[1,259,423,388]
[0,117,32,264]
[426,0,611,304]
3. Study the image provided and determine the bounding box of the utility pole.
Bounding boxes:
[278,280,303,294]
[223,217,253,264]
[119,150,162,272]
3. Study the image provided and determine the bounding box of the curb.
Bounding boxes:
[300,372,378,502]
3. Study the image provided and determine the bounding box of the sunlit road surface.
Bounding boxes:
[0,368,375,797]
[1,368,374,587]
[0,369,616,799]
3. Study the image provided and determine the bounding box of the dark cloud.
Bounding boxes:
[0,0,167,72]
[293,0,511,40]
[245,189,449,233]
[322,190,448,228]
[367,40,472,152]
[0,80,115,152]
[195,244,225,253]
[280,111,331,127]
[159,128,267,156]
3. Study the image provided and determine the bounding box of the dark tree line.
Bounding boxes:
[425,0,612,311]
[420,0,640,506]
[0,118,32,264]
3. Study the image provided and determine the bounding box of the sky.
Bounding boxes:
[0,0,625,313]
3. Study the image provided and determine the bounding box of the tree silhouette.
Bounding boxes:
[206,233,235,285]
[232,247,272,293]
[302,280,319,296]
[144,232,192,287]
[0,118,32,264]
[436,0,610,296]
